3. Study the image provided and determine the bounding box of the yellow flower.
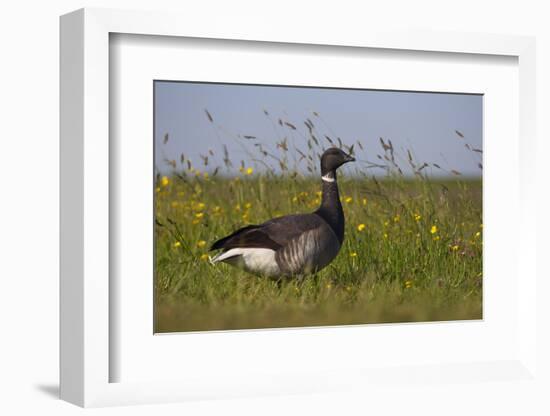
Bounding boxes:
[246,167,254,175]
[173,241,181,248]
[155,187,161,193]
[194,202,206,211]
[384,233,388,239]
[357,223,366,232]
[326,283,332,289]
[362,198,368,206]
[200,254,209,261]
[161,176,170,187]
[414,214,421,222]
[195,212,204,219]
[430,225,438,234]
[292,196,298,203]
[474,231,481,238]
[393,215,400,223]
[451,245,459,251]
[344,196,353,204]
[197,240,206,248]
[316,191,322,197]
[244,202,252,209]
[433,236,440,241]
[349,252,357,257]
[384,220,389,227]
[404,280,413,289]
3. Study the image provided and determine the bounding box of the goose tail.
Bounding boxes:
[209,249,242,265]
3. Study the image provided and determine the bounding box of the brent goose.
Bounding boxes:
[210,147,355,278]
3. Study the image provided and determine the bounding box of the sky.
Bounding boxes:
[154,81,482,178]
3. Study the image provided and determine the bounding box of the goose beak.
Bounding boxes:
[344,154,356,163]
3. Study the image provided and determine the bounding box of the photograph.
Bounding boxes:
[154,81,483,333]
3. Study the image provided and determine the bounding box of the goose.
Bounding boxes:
[210,147,355,278]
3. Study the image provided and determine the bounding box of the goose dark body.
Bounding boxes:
[210,148,355,277]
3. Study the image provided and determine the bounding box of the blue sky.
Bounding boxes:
[154,81,482,178]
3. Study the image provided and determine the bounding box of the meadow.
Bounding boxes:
[154,123,482,332]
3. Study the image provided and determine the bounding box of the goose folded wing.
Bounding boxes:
[211,214,325,252]
[210,225,282,251]
[259,214,326,247]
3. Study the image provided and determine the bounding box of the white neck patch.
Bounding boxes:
[321,173,335,183]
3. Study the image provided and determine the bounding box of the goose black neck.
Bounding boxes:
[316,170,345,244]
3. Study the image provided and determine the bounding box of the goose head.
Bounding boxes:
[320,147,355,175]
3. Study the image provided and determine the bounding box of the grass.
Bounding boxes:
[155,175,482,332]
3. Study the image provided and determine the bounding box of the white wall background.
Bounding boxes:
[0,1,548,415]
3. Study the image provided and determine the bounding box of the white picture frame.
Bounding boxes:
[60,7,539,408]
